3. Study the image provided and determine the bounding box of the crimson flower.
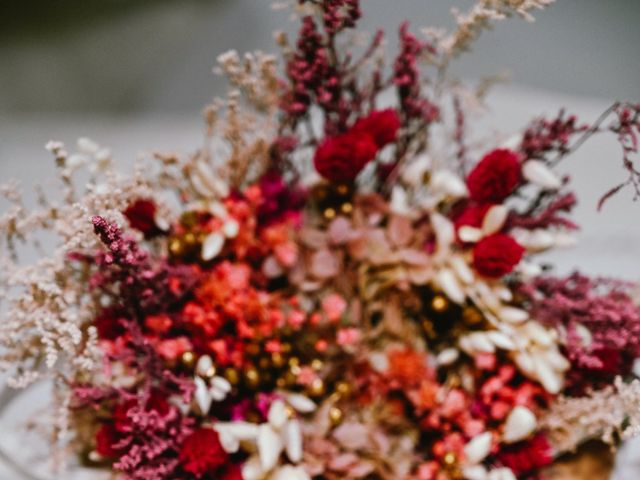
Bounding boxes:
[123,198,163,238]
[473,234,525,278]
[313,130,378,182]
[95,424,120,458]
[466,149,521,203]
[179,428,229,477]
[353,109,401,148]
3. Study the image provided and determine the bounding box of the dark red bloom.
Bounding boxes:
[123,199,163,239]
[353,109,401,148]
[94,308,126,340]
[95,424,120,458]
[466,149,521,203]
[179,428,229,477]
[497,434,553,476]
[221,464,243,480]
[473,234,525,278]
[313,131,378,182]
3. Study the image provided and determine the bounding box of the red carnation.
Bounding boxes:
[466,149,521,203]
[313,131,378,182]
[179,428,229,477]
[497,434,553,475]
[473,234,525,278]
[123,199,163,238]
[95,424,120,458]
[353,109,401,148]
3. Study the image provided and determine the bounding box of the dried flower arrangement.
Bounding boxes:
[2,1,640,479]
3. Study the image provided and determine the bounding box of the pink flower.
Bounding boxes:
[337,327,361,346]
[321,293,347,322]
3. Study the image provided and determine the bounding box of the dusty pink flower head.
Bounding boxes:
[321,293,347,322]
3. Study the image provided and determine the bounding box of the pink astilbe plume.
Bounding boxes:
[521,273,640,391]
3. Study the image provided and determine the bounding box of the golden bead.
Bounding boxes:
[288,357,300,367]
[462,307,484,325]
[276,377,287,388]
[340,202,353,214]
[336,184,349,196]
[281,343,292,354]
[328,406,344,426]
[307,378,325,397]
[443,452,456,466]
[282,370,297,386]
[169,238,183,256]
[323,207,336,220]
[431,295,449,313]
[224,368,240,385]
[180,351,196,369]
[311,358,324,371]
[271,352,286,368]
[335,381,351,398]
[244,367,260,388]
[184,232,197,246]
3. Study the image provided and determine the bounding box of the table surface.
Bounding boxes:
[1,84,639,478]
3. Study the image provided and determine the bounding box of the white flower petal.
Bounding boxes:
[202,232,225,261]
[450,255,475,284]
[523,160,562,190]
[464,431,493,464]
[498,307,529,324]
[487,331,516,350]
[194,377,213,415]
[458,226,483,243]
[482,205,509,236]
[436,348,460,366]
[283,393,316,414]
[242,456,266,480]
[258,424,284,471]
[431,170,468,198]
[268,400,289,430]
[431,213,455,251]
[503,406,537,443]
[195,355,214,377]
[488,467,517,480]
[463,465,488,480]
[284,419,303,463]
[436,269,466,304]
[223,219,240,238]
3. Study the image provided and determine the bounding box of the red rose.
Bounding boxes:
[179,428,229,477]
[313,131,378,182]
[466,149,521,203]
[473,234,524,278]
[95,424,120,458]
[123,199,163,238]
[353,109,401,148]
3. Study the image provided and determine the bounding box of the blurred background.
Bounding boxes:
[0,0,639,113]
[1,1,640,478]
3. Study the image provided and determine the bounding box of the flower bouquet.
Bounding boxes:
[2,1,640,479]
